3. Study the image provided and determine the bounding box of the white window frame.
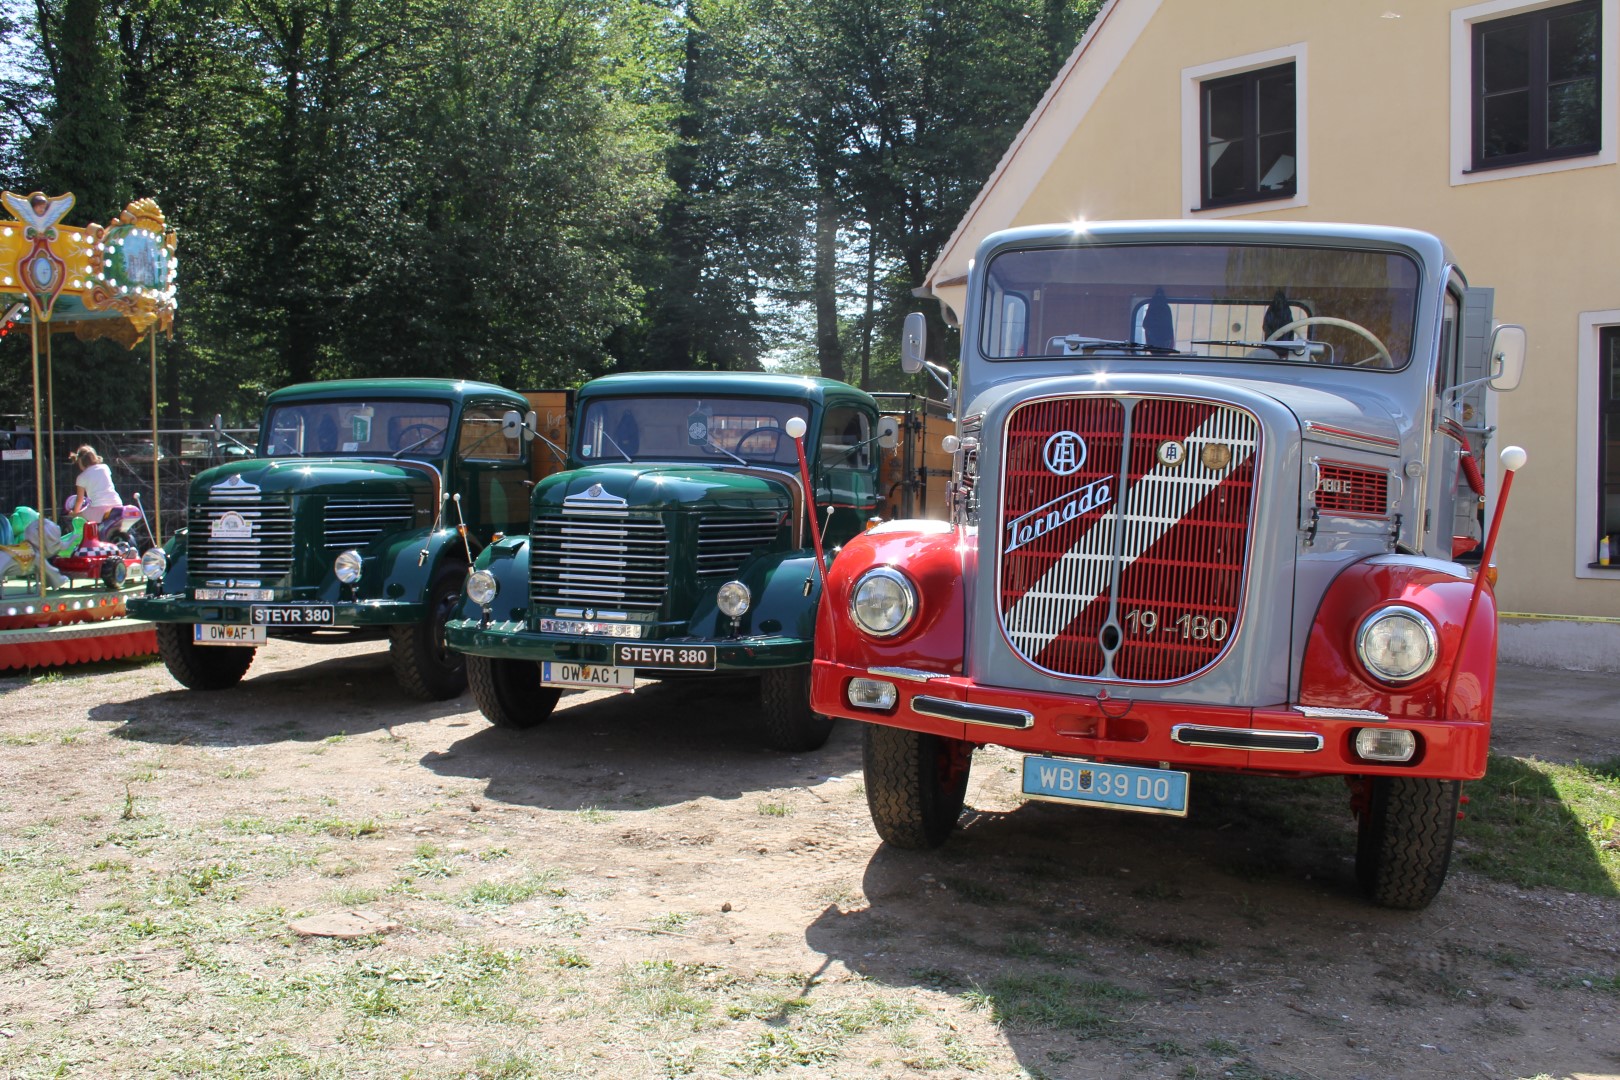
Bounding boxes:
[1182,43,1309,219]
[1451,0,1618,186]
[1575,309,1620,578]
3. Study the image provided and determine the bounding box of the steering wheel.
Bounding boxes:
[1266,316,1393,369]
[734,426,783,457]
[393,423,443,454]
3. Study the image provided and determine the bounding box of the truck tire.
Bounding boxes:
[389,567,468,702]
[155,622,254,691]
[863,723,973,849]
[759,665,834,752]
[1354,776,1462,910]
[466,654,560,730]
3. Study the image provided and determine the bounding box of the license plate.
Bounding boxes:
[612,642,716,671]
[194,623,266,647]
[251,605,335,626]
[542,662,635,691]
[1022,756,1189,817]
[539,618,642,639]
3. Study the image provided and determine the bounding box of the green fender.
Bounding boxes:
[686,549,825,643]
[370,527,471,600]
[455,534,531,622]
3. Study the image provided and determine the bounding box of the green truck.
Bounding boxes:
[446,371,892,751]
[130,378,537,699]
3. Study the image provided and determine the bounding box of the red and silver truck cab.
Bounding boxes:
[810,220,1527,909]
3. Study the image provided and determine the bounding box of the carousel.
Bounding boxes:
[0,191,176,670]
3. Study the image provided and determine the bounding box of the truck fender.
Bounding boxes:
[1298,555,1497,725]
[813,520,967,673]
[455,534,531,622]
[686,549,824,641]
[374,528,469,602]
[152,528,190,596]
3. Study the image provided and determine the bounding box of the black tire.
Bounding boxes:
[863,723,973,849]
[1354,776,1462,910]
[466,653,560,730]
[389,567,468,702]
[100,558,127,590]
[155,622,254,691]
[759,665,834,752]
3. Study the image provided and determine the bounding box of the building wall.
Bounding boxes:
[932,0,1620,623]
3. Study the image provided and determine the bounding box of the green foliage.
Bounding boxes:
[1458,755,1620,894]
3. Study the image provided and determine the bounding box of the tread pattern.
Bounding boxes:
[862,724,972,849]
[155,622,254,690]
[466,654,559,730]
[759,665,834,752]
[1355,776,1462,910]
[389,568,467,702]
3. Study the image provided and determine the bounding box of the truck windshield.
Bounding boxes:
[263,400,453,458]
[577,396,810,466]
[980,243,1422,370]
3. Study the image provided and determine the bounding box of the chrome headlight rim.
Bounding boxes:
[716,580,751,618]
[333,549,364,585]
[1355,604,1439,685]
[465,569,499,608]
[140,547,166,581]
[849,565,917,638]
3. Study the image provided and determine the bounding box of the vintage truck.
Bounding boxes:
[446,370,893,751]
[130,378,538,699]
[810,220,1527,909]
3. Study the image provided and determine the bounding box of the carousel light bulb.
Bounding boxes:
[72,233,81,242]
[2,277,11,286]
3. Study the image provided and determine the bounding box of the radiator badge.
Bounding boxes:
[1042,430,1088,476]
[1005,477,1113,553]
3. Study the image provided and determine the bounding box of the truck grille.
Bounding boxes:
[696,512,781,578]
[998,395,1259,682]
[323,497,417,550]
[531,510,669,610]
[187,496,295,580]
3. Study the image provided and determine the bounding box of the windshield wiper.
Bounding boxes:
[599,429,633,463]
[1062,338,1181,356]
[392,425,449,458]
[703,433,746,465]
[1190,338,1320,356]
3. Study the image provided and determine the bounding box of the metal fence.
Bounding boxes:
[0,426,257,544]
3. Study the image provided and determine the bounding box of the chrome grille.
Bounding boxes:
[324,497,416,551]
[187,496,294,580]
[696,512,781,578]
[531,509,669,609]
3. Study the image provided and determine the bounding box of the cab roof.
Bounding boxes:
[266,378,527,406]
[579,370,878,411]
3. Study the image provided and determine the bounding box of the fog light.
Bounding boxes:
[333,549,363,584]
[465,569,498,607]
[847,678,898,710]
[1354,727,1417,763]
[717,580,751,618]
[140,547,166,581]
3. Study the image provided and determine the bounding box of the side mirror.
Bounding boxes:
[501,410,524,439]
[525,410,539,441]
[1488,324,1526,392]
[900,311,927,374]
[212,413,224,435]
[876,416,900,450]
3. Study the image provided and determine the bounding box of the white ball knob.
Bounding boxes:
[1500,445,1527,472]
[784,417,807,439]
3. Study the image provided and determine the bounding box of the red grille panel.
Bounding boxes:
[998,395,1259,682]
[1314,462,1389,517]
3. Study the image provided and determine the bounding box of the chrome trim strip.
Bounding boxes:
[1294,705,1389,722]
[912,695,1034,729]
[1170,724,1324,753]
[868,666,950,683]
[1302,420,1401,455]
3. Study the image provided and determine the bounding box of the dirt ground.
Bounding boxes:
[1,642,1617,1080]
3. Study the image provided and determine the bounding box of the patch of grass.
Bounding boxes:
[1003,933,1078,965]
[729,1030,834,1073]
[218,764,261,780]
[647,911,694,932]
[574,805,611,824]
[406,843,455,878]
[479,846,510,861]
[1,732,43,746]
[550,946,591,969]
[1458,755,1620,895]
[942,875,1010,904]
[313,817,380,839]
[617,959,719,1027]
[58,727,87,745]
[964,972,1144,1035]
[756,801,792,817]
[459,871,566,907]
[1134,930,1216,958]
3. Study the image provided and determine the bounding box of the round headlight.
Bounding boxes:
[1356,606,1438,684]
[333,549,363,585]
[465,569,498,607]
[140,547,166,581]
[717,580,751,618]
[850,566,916,638]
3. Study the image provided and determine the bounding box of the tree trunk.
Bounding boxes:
[813,176,845,383]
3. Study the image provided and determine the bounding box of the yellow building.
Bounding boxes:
[922,0,1620,669]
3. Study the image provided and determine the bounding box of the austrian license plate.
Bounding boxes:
[542,662,635,692]
[1022,756,1189,817]
[251,605,335,626]
[612,642,716,671]
[194,623,267,647]
[539,618,642,639]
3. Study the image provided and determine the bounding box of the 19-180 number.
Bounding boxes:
[1123,608,1230,642]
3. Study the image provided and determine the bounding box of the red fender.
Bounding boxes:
[1299,557,1497,730]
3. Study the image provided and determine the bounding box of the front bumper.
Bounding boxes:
[125,595,426,627]
[446,618,810,670]
[811,659,1488,781]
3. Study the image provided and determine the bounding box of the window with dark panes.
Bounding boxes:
[1474,1,1600,169]
[1201,63,1296,208]
[1599,327,1620,564]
